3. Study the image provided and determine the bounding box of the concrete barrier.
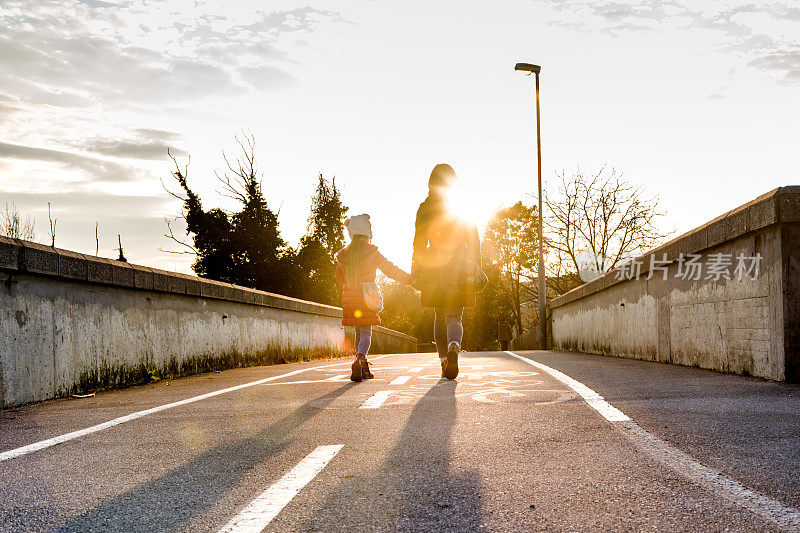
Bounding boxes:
[549,186,800,382]
[0,238,417,407]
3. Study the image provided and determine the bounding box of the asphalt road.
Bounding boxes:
[1,350,799,532]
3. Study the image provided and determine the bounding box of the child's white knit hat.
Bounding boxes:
[345,214,372,240]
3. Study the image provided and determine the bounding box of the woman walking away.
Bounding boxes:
[335,214,413,382]
[412,164,485,380]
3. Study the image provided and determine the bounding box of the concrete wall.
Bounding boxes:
[0,238,417,407]
[550,186,800,382]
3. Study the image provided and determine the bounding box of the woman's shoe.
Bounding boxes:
[443,342,460,380]
[350,355,365,382]
[362,358,374,380]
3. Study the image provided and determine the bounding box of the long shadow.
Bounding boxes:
[302,379,484,531]
[57,382,355,533]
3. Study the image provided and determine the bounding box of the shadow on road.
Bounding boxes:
[300,379,485,531]
[56,382,356,533]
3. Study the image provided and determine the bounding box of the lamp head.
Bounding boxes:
[515,62,541,75]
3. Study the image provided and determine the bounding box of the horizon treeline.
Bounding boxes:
[165,134,347,306]
[164,135,666,351]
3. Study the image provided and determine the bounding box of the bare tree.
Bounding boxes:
[1,202,36,241]
[545,167,669,277]
[47,202,57,247]
[160,149,199,256]
[216,131,260,205]
[483,202,541,334]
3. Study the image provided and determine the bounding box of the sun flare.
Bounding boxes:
[445,185,499,233]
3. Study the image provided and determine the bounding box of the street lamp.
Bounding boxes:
[515,62,547,350]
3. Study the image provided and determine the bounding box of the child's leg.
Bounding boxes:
[351,326,366,382]
[356,325,372,355]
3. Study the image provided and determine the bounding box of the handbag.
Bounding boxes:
[361,282,384,312]
[440,258,488,295]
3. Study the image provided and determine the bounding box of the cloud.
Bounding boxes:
[0,141,145,182]
[0,2,342,111]
[0,102,22,117]
[239,6,346,36]
[132,128,184,142]
[748,50,800,83]
[57,127,187,160]
[601,22,659,37]
[0,189,183,267]
[238,64,298,90]
[539,1,800,82]
[0,190,174,218]
[69,139,188,160]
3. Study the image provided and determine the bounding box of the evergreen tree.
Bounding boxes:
[165,134,299,296]
[168,156,237,283]
[296,174,348,304]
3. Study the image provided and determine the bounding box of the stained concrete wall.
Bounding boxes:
[0,238,417,407]
[550,186,800,382]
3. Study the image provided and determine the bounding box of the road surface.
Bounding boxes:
[1,350,799,532]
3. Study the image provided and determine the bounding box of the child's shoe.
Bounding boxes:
[443,342,460,380]
[350,355,365,382]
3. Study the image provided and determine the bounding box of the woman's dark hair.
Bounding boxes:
[345,234,370,287]
[428,163,456,191]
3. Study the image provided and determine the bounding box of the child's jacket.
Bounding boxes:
[335,242,412,326]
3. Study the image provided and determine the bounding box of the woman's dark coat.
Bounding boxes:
[412,194,481,308]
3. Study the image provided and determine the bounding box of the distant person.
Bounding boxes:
[412,164,486,379]
[498,320,513,351]
[335,214,413,382]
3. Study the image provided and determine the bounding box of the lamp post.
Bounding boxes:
[515,62,547,350]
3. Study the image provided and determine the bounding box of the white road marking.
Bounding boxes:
[218,444,343,533]
[504,352,627,422]
[389,376,411,385]
[0,353,407,463]
[359,390,394,409]
[505,351,800,530]
[408,367,423,373]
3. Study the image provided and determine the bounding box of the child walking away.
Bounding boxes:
[335,214,413,382]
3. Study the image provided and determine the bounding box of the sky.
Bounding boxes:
[1,0,798,273]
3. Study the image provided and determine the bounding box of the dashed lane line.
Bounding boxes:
[0,353,401,463]
[217,444,343,533]
[408,367,423,373]
[505,351,800,531]
[359,391,394,409]
[389,376,411,385]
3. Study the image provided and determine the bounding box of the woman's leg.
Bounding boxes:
[357,325,372,355]
[434,308,448,358]
[440,307,463,380]
[444,307,464,348]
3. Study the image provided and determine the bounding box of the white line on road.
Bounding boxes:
[0,353,404,463]
[504,351,628,422]
[408,367,423,373]
[359,390,394,409]
[389,376,411,385]
[505,351,800,531]
[323,374,351,382]
[218,444,343,533]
